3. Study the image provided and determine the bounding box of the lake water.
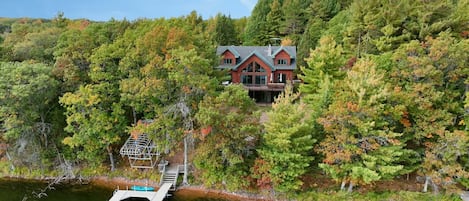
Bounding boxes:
[0,179,234,201]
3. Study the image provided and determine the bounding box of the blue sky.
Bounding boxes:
[2,0,257,21]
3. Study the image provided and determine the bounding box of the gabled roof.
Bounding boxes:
[216,46,296,71]
[272,46,296,59]
[233,50,277,71]
[224,46,240,58]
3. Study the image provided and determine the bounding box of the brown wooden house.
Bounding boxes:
[216,45,297,103]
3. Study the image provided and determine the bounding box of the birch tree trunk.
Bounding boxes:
[348,181,354,192]
[132,107,137,124]
[340,180,346,191]
[5,150,15,171]
[107,146,115,171]
[423,176,430,192]
[183,136,188,185]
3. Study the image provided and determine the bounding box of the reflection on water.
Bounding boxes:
[0,178,111,201]
[0,178,233,201]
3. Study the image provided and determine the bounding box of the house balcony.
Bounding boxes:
[267,82,286,89]
[243,82,285,91]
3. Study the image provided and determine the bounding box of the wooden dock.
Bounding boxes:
[109,183,172,201]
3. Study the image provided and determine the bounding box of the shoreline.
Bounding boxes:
[1,175,270,201]
[90,176,271,201]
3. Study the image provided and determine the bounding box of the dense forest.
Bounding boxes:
[0,0,468,199]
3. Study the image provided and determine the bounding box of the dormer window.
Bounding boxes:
[277,59,287,65]
[223,58,232,64]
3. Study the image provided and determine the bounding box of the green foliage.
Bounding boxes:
[317,59,410,189]
[0,61,62,169]
[11,27,61,63]
[310,0,349,21]
[299,35,345,103]
[255,84,315,193]
[344,0,468,56]
[244,0,273,45]
[0,2,468,196]
[1,20,63,63]
[194,85,261,191]
[60,84,126,166]
[0,62,59,139]
[296,190,461,201]
[265,0,283,43]
[422,130,469,191]
[296,18,324,67]
[280,0,311,40]
[53,20,129,92]
[321,9,350,44]
[213,14,238,45]
[386,34,468,191]
[142,47,220,149]
[466,78,469,131]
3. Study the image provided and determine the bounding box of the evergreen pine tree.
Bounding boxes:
[280,0,311,43]
[255,83,315,193]
[244,0,273,45]
[317,59,409,191]
[299,35,345,100]
[214,13,238,45]
[266,0,283,44]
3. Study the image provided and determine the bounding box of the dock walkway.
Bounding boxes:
[109,183,172,201]
[109,163,184,201]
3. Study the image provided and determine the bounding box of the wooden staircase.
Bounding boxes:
[159,165,179,191]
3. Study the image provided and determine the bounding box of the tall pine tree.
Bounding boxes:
[254,84,315,193]
[265,0,283,44]
[213,14,238,45]
[244,0,273,45]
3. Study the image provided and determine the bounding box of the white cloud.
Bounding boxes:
[240,0,256,11]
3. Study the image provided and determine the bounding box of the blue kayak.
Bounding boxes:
[130,185,155,191]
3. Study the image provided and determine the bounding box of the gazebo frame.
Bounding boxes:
[119,133,160,169]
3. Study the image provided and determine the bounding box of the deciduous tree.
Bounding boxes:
[0,62,60,168]
[60,84,126,170]
[389,33,469,192]
[194,85,261,190]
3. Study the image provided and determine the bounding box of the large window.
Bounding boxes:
[241,61,268,85]
[241,75,253,84]
[255,75,267,85]
[242,62,265,72]
[241,75,267,85]
[255,63,265,72]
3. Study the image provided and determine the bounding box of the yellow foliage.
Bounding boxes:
[62,137,75,147]
[281,37,293,46]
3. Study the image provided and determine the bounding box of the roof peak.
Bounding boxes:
[216,46,297,71]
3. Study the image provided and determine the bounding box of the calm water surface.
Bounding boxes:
[0,179,232,201]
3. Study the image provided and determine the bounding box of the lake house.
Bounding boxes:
[216,45,297,103]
